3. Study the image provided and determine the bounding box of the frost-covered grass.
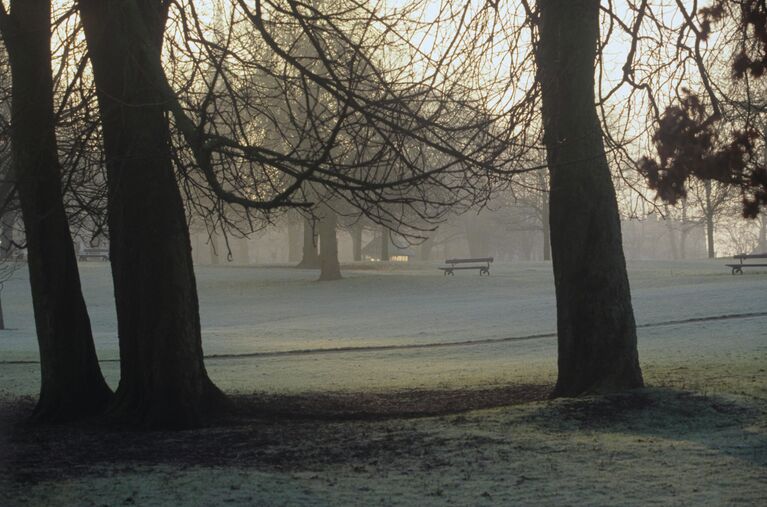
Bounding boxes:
[1,259,766,505]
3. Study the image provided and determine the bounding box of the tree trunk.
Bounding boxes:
[0,293,4,330]
[352,222,363,262]
[663,205,679,260]
[0,0,111,421]
[679,199,688,259]
[420,235,434,261]
[318,205,341,281]
[704,181,715,258]
[762,128,767,252]
[296,215,320,268]
[80,0,225,429]
[380,227,390,261]
[287,214,302,263]
[539,174,551,261]
[536,0,643,396]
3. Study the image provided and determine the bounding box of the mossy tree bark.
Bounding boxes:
[536,0,643,396]
[0,0,111,422]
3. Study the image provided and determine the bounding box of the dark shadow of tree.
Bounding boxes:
[5,386,764,486]
[524,388,767,467]
[3,384,549,483]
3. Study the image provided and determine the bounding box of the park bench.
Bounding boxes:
[78,247,109,262]
[726,253,767,274]
[439,257,493,276]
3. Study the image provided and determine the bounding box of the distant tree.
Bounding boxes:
[296,215,321,268]
[75,0,504,428]
[317,203,341,280]
[350,221,364,262]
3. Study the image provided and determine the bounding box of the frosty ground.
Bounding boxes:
[1,260,766,505]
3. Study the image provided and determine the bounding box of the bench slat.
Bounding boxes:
[445,257,493,264]
[733,253,767,260]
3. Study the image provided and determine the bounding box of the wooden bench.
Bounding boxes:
[78,248,109,262]
[726,253,767,274]
[439,257,493,276]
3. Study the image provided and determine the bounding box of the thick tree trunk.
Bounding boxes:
[318,205,341,281]
[80,0,225,429]
[380,227,390,261]
[296,216,320,268]
[0,0,111,421]
[351,222,363,262]
[537,0,643,396]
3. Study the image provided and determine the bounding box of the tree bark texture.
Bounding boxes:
[1,0,111,421]
[80,0,225,429]
[537,0,643,396]
[318,205,341,281]
[297,216,320,268]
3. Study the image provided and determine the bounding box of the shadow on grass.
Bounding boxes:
[526,387,767,466]
[2,383,551,483]
[6,386,764,485]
